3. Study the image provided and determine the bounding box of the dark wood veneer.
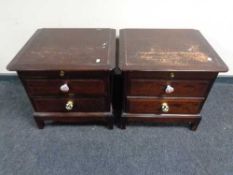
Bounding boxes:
[33,97,108,112]
[7,28,116,129]
[6,28,229,130]
[24,79,107,96]
[126,97,204,114]
[128,79,210,97]
[119,29,228,130]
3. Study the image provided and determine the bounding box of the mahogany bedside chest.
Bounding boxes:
[119,29,228,130]
[7,28,116,129]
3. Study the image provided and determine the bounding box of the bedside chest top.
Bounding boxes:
[7,28,116,71]
[119,29,228,72]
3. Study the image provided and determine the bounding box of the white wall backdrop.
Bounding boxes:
[0,0,232,75]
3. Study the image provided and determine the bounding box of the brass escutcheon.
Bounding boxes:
[60,70,65,77]
[170,72,175,78]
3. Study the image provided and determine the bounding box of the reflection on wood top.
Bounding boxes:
[119,29,228,72]
[7,28,116,71]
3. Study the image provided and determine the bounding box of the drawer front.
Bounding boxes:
[19,71,107,79]
[126,97,204,114]
[24,79,107,96]
[32,97,108,112]
[128,79,210,97]
[127,71,217,80]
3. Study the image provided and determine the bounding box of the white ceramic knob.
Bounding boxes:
[60,83,69,93]
[165,85,174,94]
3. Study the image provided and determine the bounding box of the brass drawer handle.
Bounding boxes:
[60,83,69,92]
[165,85,174,94]
[161,102,169,113]
[65,100,74,111]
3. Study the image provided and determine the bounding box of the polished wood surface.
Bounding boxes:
[119,29,228,72]
[18,70,113,129]
[128,79,210,97]
[18,70,108,78]
[119,29,228,130]
[33,97,108,112]
[126,71,218,80]
[34,110,114,129]
[126,97,204,114]
[120,113,201,131]
[24,79,107,96]
[7,28,116,71]
[7,28,116,129]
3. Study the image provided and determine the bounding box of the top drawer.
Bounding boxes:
[127,71,217,80]
[127,79,210,97]
[19,71,108,79]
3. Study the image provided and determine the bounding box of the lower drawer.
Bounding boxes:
[126,97,204,114]
[32,97,108,112]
